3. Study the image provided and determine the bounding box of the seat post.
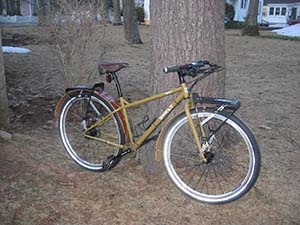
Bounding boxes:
[112,72,123,98]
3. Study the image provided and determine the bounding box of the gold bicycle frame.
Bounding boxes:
[83,82,207,161]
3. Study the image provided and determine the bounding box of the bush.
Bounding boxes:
[225,3,235,21]
[136,6,144,23]
[242,23,260,36]
[225,21,245,29]
[47,0,110,86]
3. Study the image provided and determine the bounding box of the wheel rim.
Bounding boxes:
[163,112,256,203]
[59,95,122,170]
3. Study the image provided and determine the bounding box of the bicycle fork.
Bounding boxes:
[187,92,241,163]
[184,100,208,163]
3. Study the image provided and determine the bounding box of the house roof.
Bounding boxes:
[264,0,300,5]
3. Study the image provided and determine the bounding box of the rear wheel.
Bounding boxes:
[162,109,260,204]
[58,93,125,172]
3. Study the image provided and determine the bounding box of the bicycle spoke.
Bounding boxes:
[171,153,202,163]
[194,164,208,191]
[212,164,225,195]
[182,163,201,185]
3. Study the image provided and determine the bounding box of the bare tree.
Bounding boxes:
[0,29,10,129]
[242,0,260,36]
[112,0,121,25]
[48,0,109,86]
[37,0,48,25]
[99,0,110,24]
[122,0,142,44]
[140,0,226,174]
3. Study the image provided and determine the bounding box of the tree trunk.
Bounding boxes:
[112,0,121,25]
[122,0,143,44]
[99,0,110,25]
[37,0,47,25]
[0,0,7,14]
[140,0,226,175]
[6,0,15,15]
[0,29,10,129]
[242,0,260,36]
[15,0,20,15]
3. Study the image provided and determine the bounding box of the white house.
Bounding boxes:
[0,0,38,24]
[263,0,300,26]
[143,0,150,24]
[143,0,264,24]
[226,0,264,23]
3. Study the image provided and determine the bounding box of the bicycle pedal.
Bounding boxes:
[103,154,119,171]
[120,148,132,157]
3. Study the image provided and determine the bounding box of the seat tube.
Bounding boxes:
[120,97,134,143]
[184,93,207,162]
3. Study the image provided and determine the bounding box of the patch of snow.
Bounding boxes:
[2,46,31,54]
[272,24,300,37]
[269,23,287,28]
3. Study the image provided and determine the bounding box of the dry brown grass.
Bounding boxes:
[0,25,299,224]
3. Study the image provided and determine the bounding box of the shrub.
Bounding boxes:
[47,0,110,86]
[242,23,260,36]
[136,6,144,23]
[225,3,235,21]
[225,21,245,29]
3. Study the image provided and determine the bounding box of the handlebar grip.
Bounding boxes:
[163,66,180,73]
[192,60,210,67]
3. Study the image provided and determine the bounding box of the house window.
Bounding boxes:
[269,7,274,15]
[281,7,286,16]
[241,0,247,9]
[275,7,280,15]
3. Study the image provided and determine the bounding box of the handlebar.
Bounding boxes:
[163,60,221,77]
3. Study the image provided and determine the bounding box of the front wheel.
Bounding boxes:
[161,109,261,204]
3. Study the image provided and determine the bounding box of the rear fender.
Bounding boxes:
[54,84,129,141]
[54,84,103,121]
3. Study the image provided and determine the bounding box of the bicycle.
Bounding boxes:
[55,60,261,204]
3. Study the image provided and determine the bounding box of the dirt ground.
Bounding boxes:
[0,25,299,225]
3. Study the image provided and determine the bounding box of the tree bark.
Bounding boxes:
[6,0,15,15]
[15,0,20,15]
[112,0,121,25]
[242,0,260,36]
[140,0,226,175]
[122,0,143,44]
[0,29,10,129]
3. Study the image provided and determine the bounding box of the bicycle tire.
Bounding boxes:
[161,108,260,204]
[58,92,125,172]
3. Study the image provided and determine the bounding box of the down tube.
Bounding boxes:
[135,92,185,148]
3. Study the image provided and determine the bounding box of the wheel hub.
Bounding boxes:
[82,118,98,137]
[86,127,97,137]
[204,152,214,164]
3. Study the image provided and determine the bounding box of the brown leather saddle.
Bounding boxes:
[98,62,129,74]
